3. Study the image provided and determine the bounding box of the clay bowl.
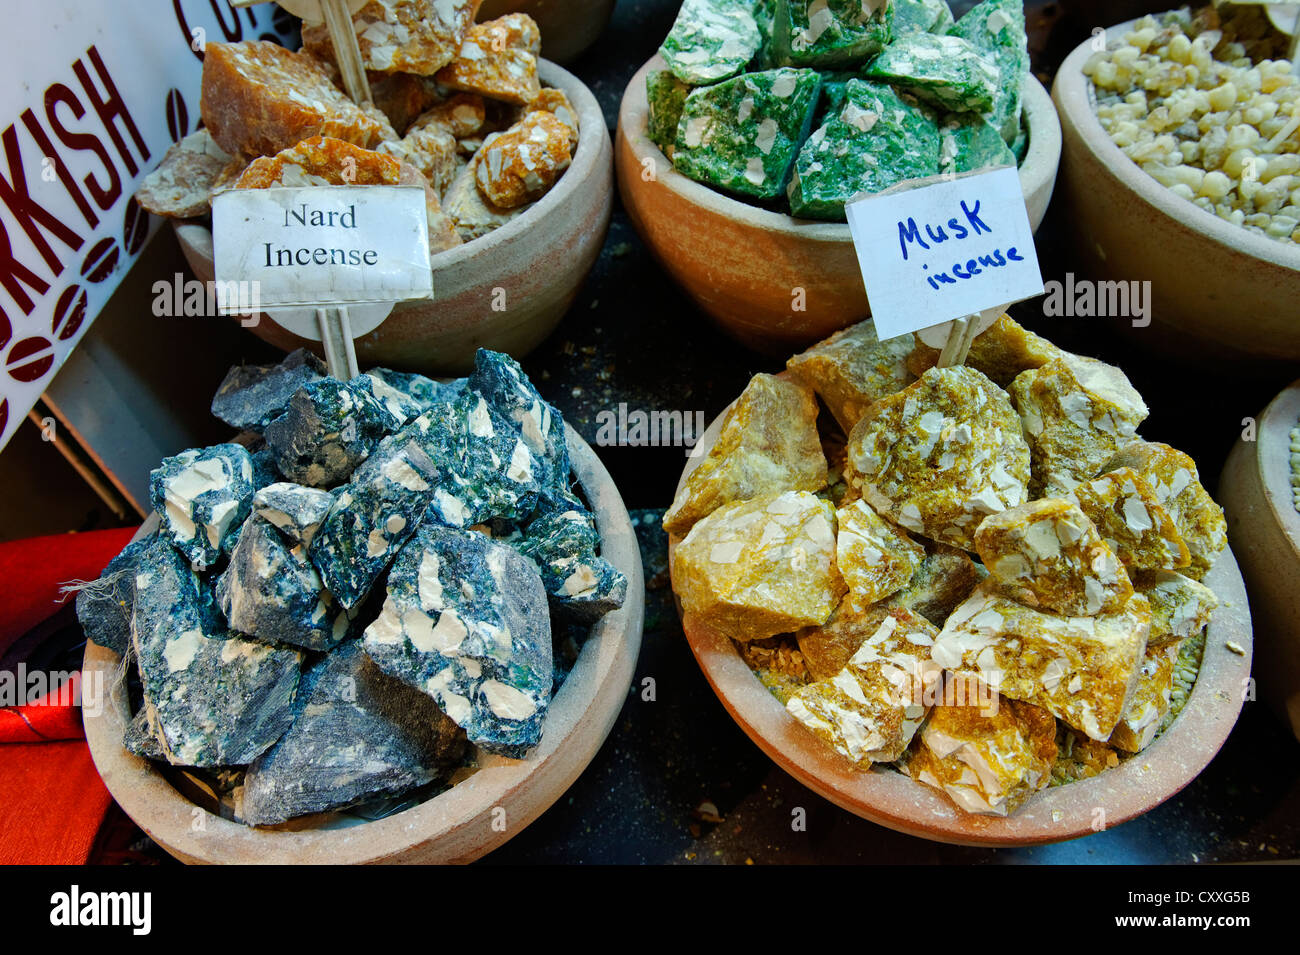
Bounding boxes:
[478,0,617,65]
[1053,19,1300,363]
[82,428,644,864]
[175,60,613,375]
[668,404,1253,847]
[615,54,1062,356]
[1219,379,1300,742]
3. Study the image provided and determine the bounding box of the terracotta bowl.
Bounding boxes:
[615,54,1062,355]
[1053,19,1300,363]
[667,404,1252,847]
[1219,379,1300,742]
[175,60,613,376]
[478,0,617,65]
[83,428,644,864]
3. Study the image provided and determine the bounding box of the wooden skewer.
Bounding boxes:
[936,306,1004,369]
[227,0,372,104]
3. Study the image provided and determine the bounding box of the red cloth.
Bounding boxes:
[0,526,139,658]
[0,671,89,743]
[0,741,111,864]
[0,526,139,863]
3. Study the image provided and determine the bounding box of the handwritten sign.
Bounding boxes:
[845,166,1044,341]
[212,186,433,311]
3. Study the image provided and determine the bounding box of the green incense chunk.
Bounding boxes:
[893,0,953,35]
[863,32,999,113]
[788,79,940,220]
[770,0,894,69]
[948,0,1029,143]
[646,69,692,155]
[660,0,763,84]
[939,113,1016,175]
[673,67,822,200]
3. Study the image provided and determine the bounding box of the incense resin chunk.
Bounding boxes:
[1101,441,1227,580]
[131,538,301,767]
[515,503,627,622]
[646,69,692,154]
[660,0,762,84]
[1008,356,1149,497]
[362,524,552,758]
[974,498,1134,617]
[135,130,233,218]
[76,535,156,657]
[242,641,467,825]
[150,444,257,569]
[938,113,1016,175]
[211,349,327,434]
[785,321,916,434]
[770,0,894,68]
[835,499,925,604]
[1108,641,1179,753]
[435,16,542,105]
[200,41,393,158]
[217,515,351,652]
[664,373,827,536]
[786,607,941,768]
[931,582,1152,741]
[947,0,1030,142]
[474,111,572,208]
[251,483,335,549]
[301,0,479,75]
[264,378,401,489]
[846,365,1031,550]
[894,0,953,35]
[673,68,822,200]
[1133,569,1219,646]
[797,595,935,682]
[442,143,530,239]
[788,79,939,220]
[907,683,1056,816]
[1067,468,1190,572]
[672,491,845,641]
[883,540,986,627]
[863,32,1000,113]
[906,313,1060,387]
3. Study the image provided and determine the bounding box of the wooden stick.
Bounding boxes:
[317,306,360,379]
[320,0,372,105]
[937,305,1004,368]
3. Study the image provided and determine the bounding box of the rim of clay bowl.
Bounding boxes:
[82,428,645,864]
[619,53,1062,241]
[668,400,1253,848]
[1252,378,1300,550]
[1054,17,1300,272]
[173,58,607,278]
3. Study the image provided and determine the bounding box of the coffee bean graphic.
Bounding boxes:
[0,304,10,353]
[6,336,54,383]
[165,88,189,143]
[52,284,87,341]
[0,398,8,440]
[123,197,149,256]
[81,237,119,283]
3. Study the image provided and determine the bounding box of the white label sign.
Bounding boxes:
[212,185,433,310]
[0,0,295,451]
[845,166,1045,341]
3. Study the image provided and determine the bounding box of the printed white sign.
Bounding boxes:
[212,186,433,309]
[0,0,295,451]
[845,166,1045,341]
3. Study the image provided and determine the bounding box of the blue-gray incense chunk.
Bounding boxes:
[131,537,301,767]
[363,524,552,758]
[210,348,326,433]
[241,641,467,825]
[150,443,257,570]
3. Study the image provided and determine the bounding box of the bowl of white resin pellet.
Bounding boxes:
[1220,378,1300,743]
[175,60,612,376]
[615,53,1062,356]
[82,428,644,864]
[1053,16,1300,363]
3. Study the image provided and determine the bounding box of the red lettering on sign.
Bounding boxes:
[0,218,50,314]
[71,46,149,178]
[0,124,84,275]
[43,84,120,216]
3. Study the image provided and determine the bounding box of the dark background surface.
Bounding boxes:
[102,0,1299,864]
[481,0,1300,865]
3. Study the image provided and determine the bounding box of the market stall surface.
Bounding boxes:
[99,0,1300,864]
